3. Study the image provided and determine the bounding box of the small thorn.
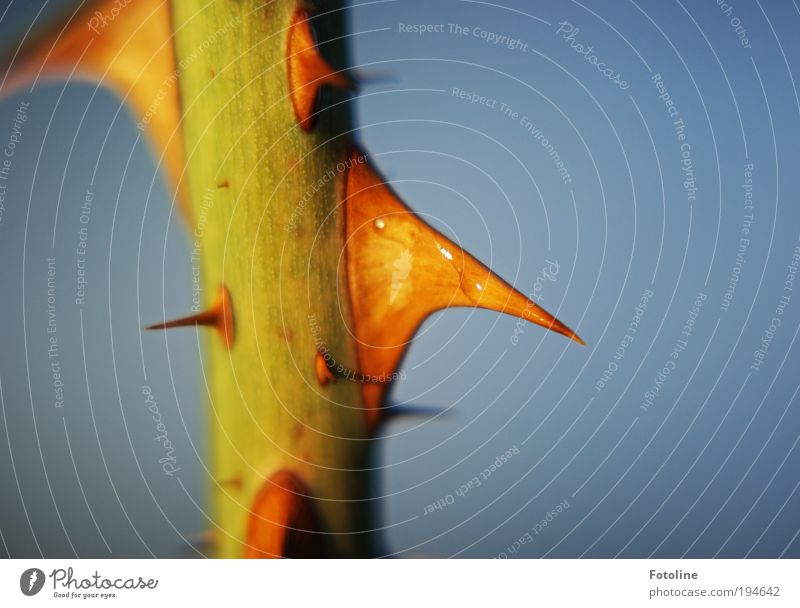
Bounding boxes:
[348,70,396,87]
[314,349,336,386]
[187,529,218,553]
[286,8,355,132]
[217,475,243,491]
[216,179,229,189]
[314,344,394,386]
[146,285,235,348]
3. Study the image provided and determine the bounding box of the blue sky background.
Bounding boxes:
[1,0,799,558]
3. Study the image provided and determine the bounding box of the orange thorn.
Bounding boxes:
[244,470,325,558]
[216,179,229,189]
[286,8,355,131]
[0,0,189,221]
[343,148,583,428]
[146,285,235,348]
[314,349,336,386]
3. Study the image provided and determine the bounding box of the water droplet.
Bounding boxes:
[374,218,385,230]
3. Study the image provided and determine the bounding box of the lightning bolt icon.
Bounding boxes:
[28,570,37,591]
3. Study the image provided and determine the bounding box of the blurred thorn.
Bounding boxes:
[0,0,189,220]
[314,349,337,386]
[286,7,356,131]
[244,470,327,558]
[185,529,217,555]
